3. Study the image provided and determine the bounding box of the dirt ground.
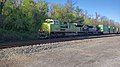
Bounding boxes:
[1,36,120,67]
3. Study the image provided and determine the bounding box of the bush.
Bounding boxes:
[0,28,39,43]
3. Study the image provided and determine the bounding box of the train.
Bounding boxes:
[39,19,120,37]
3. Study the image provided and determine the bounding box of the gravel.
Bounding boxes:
[0,36,120,67]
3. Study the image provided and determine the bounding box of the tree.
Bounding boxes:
[83,19,94,25]
[2,0,48,32]
[33,0,48,31]
[94,12,100,25]
[50,4,62,20]
[63,0,76,22]
[109,19,115,26]
[0,0,6,15]
[0,0,6,28]
[72,6,84,23]
[49,1,85,24]
[99,16,109,25]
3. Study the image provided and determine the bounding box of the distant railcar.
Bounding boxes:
[108,26,114,34]
[98,25,109,34]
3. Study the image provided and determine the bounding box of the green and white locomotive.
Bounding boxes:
[40,19,88,37]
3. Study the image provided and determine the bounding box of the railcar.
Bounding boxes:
[116,28,120,33]
[108,26,114,34]
[113,26,116,33]
[86,25,100,34]
[98,25,109,34]
[116,27,120,33]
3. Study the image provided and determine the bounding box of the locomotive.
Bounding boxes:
[39,19,120,37]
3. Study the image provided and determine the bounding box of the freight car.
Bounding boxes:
[40,19,120,37]
[98,25,120,34]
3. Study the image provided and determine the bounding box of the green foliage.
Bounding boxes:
[0,0,6,28]
[0,0,48,42]
[2,0,48,32]
[0,28,39,42]
[83,19,95,25]
[49,3,84,23]
[50,4,65,22]
[72,6,84,23]
[71,17,84,23]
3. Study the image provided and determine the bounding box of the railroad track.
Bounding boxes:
[0,34,120,49]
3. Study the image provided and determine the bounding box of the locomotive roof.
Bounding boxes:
[45,19,59,22]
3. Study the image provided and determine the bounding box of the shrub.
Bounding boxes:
[0,28,39,43]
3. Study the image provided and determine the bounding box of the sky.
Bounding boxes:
[45,0,120,23]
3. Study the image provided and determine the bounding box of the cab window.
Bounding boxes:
[54,21,60,24]
[45,21,53,23]
[48,21,53,23]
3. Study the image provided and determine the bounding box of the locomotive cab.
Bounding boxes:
[41,19,61,33]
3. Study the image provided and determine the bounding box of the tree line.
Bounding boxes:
[0,0,119,42]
